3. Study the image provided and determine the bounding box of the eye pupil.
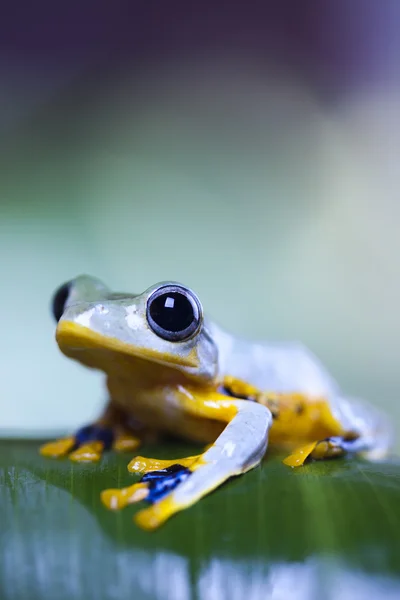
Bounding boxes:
[51,281,71,322]
[150,292,194,332]
[147,286,201,341]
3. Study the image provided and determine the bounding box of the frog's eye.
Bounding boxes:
[51,281,71,322]
[146,285,202,342]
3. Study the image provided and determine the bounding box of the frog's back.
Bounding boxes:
[208,321,339,398]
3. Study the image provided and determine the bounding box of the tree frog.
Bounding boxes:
[41,275,392,530]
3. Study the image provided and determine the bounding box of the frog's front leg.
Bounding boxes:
[101,390,273,529]
[39,403,142,462]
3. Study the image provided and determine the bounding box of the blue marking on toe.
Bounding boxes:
[141,464,184,482]
[75,425,114,450]
[141,465,192,503]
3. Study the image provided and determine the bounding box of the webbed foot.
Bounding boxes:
[283,435,362,467]
[40,424,141,463]
[101,463,192,527]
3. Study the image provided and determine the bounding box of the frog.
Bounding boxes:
[41,275,393,530]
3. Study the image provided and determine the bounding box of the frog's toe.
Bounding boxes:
[71,426,143,460]
[127,454,199,474]
[282,441,319,467]
[134,496,180,531]
[112,433,141,453]
[39,437,76,458]
[101,482,149,510]
[69,441,104,462]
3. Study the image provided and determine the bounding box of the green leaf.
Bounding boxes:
[1,440,400,600]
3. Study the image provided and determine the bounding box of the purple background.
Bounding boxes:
[1,1,399,89]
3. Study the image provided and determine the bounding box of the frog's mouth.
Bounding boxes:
[56,320,199,370]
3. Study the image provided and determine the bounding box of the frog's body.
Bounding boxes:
[41,275,392,530]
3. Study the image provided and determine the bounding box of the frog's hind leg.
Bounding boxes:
[101,396,273,530]
[283,435,362,467]
[283,430,392,468]
[283,395,394,468]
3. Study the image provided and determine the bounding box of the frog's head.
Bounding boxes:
[52,275,218,383]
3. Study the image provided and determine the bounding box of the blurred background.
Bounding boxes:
[1,1,400,448]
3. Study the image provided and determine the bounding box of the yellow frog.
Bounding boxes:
[41,275,392,530]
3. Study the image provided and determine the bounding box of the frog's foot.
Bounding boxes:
[283,435,363,467]
[40,424,141,463]
[102,400,271,530]
[101,464,192,511]
[101,456,200,515]
[131,451,249,531]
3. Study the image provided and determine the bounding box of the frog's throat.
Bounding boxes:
[56,320,199,369]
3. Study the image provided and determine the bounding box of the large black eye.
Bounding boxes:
[146,285,202,341]
[51,281,71,322]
